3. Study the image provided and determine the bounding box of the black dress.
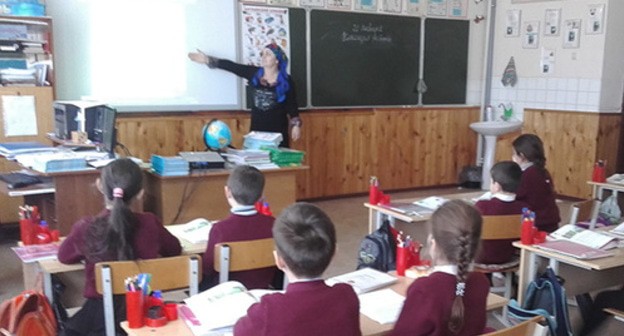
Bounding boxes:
[217,59,299,147]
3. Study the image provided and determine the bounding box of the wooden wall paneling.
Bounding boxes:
[374,109,415,190]
[596,113,621,177]
[0,159,23,224]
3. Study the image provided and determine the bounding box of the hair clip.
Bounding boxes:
[455,282,466,297]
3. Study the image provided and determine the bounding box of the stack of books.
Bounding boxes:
[265,147,305,167]
[0,141,54,158]
[223,148,274,167]
[151,155,189,176]
[15,151,87,173]
[242,131,283,150]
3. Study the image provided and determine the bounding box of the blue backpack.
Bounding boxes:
[356,220,396,272]
[507,267,572,336]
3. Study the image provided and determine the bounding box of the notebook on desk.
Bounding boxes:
[0,172,44,189]
[536,240,614,260]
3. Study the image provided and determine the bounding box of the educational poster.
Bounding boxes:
[586,4,605,35]
[540,48,555,75]
[505,9,521,37]
[522,21,539,49]
[300,0,325,6]
[382,0,401,13]
[2,95,37,137]
[327,0,352,9]
[241,5,291,68]
[427,0,447,17]
[563,19,581,49]
[268,0,297,5]
[354,0,378,11]
[405,0,422,15]
[448,0,467,18]
[544,8,560,36]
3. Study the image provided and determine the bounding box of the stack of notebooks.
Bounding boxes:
[0,141,55,159]
[151,155,189,176]
[16,151,87,173]
[242,131,283,150]
[223,148,277,169]
[265,147,305,167]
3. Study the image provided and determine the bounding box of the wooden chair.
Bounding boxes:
[568,199,602,229]
[95,254,202,336]
[605,308,624,323]
[473,214,522,325]
[214,238,286,287]
[483,316,547,336]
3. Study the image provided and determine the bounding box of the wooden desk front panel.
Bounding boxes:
[144,169,299,225]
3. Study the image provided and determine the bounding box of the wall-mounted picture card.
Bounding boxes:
[563,19,581,49]
[382,0,402,13]
[300,0,325,6]
[586,4,605,34]
[544,8,560,36]
[354,0,378,11]
[540,48,555,75]
[241,0,267,3]
[505,9,521,37]
[427,0,448,17]
[327,0,352,9]
[268,0,297,5]
[406,0,422,15]
[522,21,539,49]
[448,0,468,17]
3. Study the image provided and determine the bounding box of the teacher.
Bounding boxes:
[188,43,301,148]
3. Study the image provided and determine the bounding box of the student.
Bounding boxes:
[202,165,277,290]
[58,158,182,336]
[391,200,489,336]
[512,133,561,233]
[234,202,361,336]
[474,160,529,264]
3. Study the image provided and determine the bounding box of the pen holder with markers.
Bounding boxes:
[520,208,536,245]
[396,235,422,276]
[125,290,144,329]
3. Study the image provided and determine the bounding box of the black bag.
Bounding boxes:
[356,220,396,272]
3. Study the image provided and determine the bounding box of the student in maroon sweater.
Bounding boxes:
[234,203,361,336]
[58,158,182,336]
[202,165,277,290]
[474,161,529,264]
[391,200,489,336]
[512,134,561,232]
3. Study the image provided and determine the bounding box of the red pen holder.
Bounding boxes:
[125,291,144,329]
[521,220,534,245]
[592,163,606,183]
[396,246,408,276]
[19,219,36,245]
[164,302,178,321]
[369,185,380,205]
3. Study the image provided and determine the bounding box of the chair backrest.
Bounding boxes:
[569,199,602,229]
[483,316,546,336]
[214,238,276,284]
[481,214,522,240]
[95,254,202,336]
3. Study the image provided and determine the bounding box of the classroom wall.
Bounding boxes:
[491,0,624,118]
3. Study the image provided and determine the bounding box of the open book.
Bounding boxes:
[412,196,448,210]
[549,224,619,250]
[610,222,624,237]
[182,281,278,334]
[167,218,213,244]
[326,268,397,295]
[536,240,614,260]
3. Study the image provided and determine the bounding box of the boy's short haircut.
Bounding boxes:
[227,165,265,206]
[491,161,522,193]
[273,203,336,279]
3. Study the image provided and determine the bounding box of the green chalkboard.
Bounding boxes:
[422,18,469,105]
[310,10,421,107]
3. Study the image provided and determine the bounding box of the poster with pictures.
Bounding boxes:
[540,48,555,75]
[241,5,291,68]
[563,19,581,49]
[327,0,352,9]
[586,4,605,34]
[300,0,325,6]
[406,0,422,15]
[448,0,467,18]
[268,0,297,5]
[544,8,560,36]
[354,0,377,11]
[522,21,539,49]
[382,0,401,13]
[427,0,447,17]
[505,9,521,37]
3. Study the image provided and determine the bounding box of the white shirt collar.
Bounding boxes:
[230,205,257,216]
[433,264,458,276]
[491,192,516,202]
[519,162,534,171]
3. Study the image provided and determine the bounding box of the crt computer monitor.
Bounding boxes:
[91,105,117,159]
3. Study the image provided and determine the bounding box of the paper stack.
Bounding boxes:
[151,155,189,176]
[266,147,305,167]
[222,148,278,170]
[18,151,87,173]
[242,131,283,150]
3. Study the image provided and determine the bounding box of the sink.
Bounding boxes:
[470,120,523,189]
[469,121,523,136]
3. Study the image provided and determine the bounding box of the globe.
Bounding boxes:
[203,119,232,150]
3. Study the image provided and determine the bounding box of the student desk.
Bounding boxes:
[364,190,484,234]
[587,180,624,199]
[513,241,624,305]
[21,224,206,305]
[120,276,508,336]
[143,166,307,225]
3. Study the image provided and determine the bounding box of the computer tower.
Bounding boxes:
[53,101,115,142]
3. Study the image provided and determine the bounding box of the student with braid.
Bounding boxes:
[391,200,489,336]
[58,158,182,336]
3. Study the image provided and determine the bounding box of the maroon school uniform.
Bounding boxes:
[203,206,276,289]
[391,271,489,336]
[58,210,182,298]
[516,165,561,232]
[475,195,529,264]
[234,280,361,336]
